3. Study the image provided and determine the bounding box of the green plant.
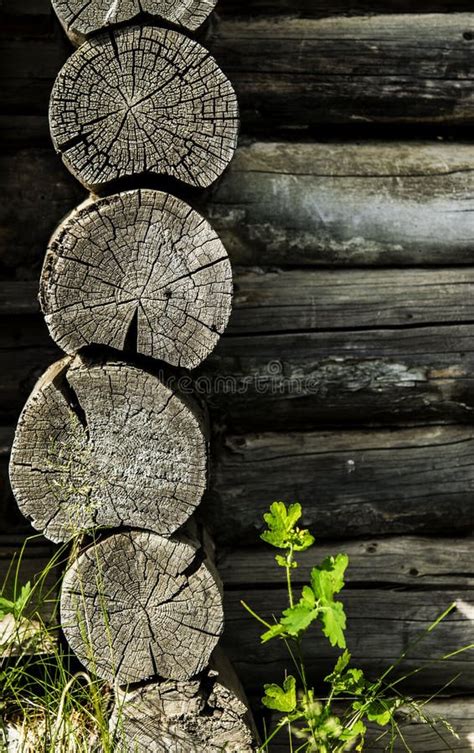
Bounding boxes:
[242,502,471,753]
[0,536,122,753]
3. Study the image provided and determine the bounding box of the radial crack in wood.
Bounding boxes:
[9,356,207,543]
[49,25,239,190]
[111,652,256,751]
[61,530,223,684]
[52,0,217,42]
[40,190,232,368]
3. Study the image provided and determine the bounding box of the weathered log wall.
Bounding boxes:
[1,0,473,747]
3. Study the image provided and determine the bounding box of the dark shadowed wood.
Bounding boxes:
[228,267,474,334]
[40,190,232,368]
[206,426,474,542]
[9,357,207,543]
[61,531,223,684]
[52,0,217,42]
[49,25,239,190]
[3,0,474,18]
[8,16,474,133]
[112,649,255,752]
[5,142,474,278]
[218,537,474,588]
[223,588,474,692]
[1,533,473,591]
[269,699,474,753]
[7,314,474,427]
[211,14,474,128]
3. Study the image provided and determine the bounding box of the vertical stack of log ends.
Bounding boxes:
[9,2,255,750]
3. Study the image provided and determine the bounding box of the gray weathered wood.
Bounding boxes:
[9,356,207,543]
[5,142,474,277]
[5,423,474,539]
[23,264,474,333]
[211,14,474,127]
[229,267,474,333]
[207,426,474,541]
[269,699,474,753]
[3,0,474,18]
[61,530,223,684]
[52,0,217,42]
[218,537,474,588]
[206,140,474,267]
[49,25,239,190]
[8,16,474,134]
[223,588,474,692]
[111,649,256,752]
[6,318,474,428]
[40,190,232,368]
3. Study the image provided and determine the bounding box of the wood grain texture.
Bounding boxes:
[9,356,207,542]
[218,537,474,588]
[3,0,474,18]
[207,426,474,542]
[40,190,232,368]
[49,25,239,190]
[7,316,474,428]
[268,699,474,753]
[5,141,474,278]
[61,531,223,684]
[228,267,474,334]
[52,0,217,41]
[223,588,474,692]
[1,533,472,590]
[7,16,474,133]
[112,650,255,752]
[211,14,474,128]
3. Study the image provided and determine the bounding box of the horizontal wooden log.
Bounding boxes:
[218,537,474,588]
[4,141,474,278]
[3,0,474,18]
[3,534,472,591]
[6,16,474,129]
[10,357,208,542]
[206,425,474,541]
[4,424,474,538]
[268,699,474,753]
[223,587,474,692]
[5,318,474,428]
[61,530,223,684]
[1,534,473,590]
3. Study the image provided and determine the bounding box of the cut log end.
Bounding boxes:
[52,0,218,40]
[9,356,207,543]
[61,531,224,684]
[40,190,233,369]
[49,25,239,190]
[111,672,256,752]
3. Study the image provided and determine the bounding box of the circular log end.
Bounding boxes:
[111,673,256,752]
[9,357,207,542]
[49,25,239,190]
[52,0,218,40]
[61,531,224,684]
[40,190,233,369]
